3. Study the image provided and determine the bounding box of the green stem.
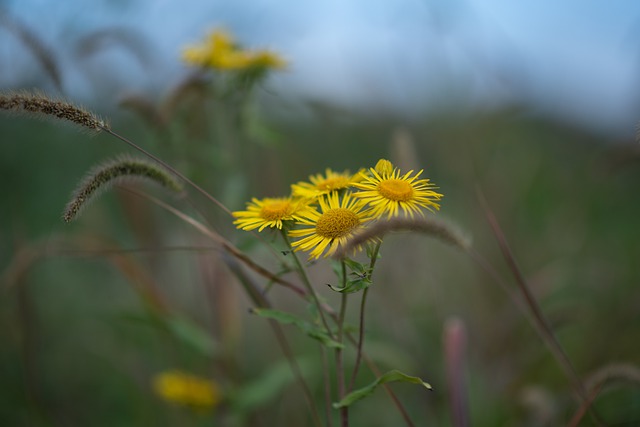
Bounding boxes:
[336,260,349,427]
[223,253,323,427]
[281,230,334,337]
[321,346,334,427]
[327,309,417,427]
[349,241,381,391]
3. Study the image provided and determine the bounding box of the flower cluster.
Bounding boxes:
[182,28,286,71]
[152,370,221,410]
[233,159,443,259]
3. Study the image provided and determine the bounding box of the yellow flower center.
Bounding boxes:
[260,201,291,220]
[317,177,349,191]
[315,208,360,239]
[377,179,414,201]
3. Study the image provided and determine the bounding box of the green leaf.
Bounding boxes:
[114,311,219,358]
[165,315,218,357]
[343,258,368,275]
[251,308,344,349]
[329,259,345,282]
[328,277,373,294]
[328,258,373,293]
[333,370,432,409]
[366,243,382,260]
[230,358,312,413]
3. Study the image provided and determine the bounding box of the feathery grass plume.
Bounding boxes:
[0,91,108,132]
[0,14,63,92]
[334,216,471,258]
[63,156,183,223]
[584,363,640,393]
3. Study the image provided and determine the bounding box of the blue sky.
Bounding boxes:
[2,0,640,135]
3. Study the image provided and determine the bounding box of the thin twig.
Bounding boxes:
[333,317,417,427]
[103,128,232,216]
[475,186,604,425]
[224,254,322,427]
[567,382,604,427]
[125,188,306,297]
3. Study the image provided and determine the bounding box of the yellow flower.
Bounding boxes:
[182,28,286,71]
[233,197,313,232]
[374,159,394,175]
[289,192,372,259]
[153,370,220,409]
[291,168,362,200]
[353,163,443,219]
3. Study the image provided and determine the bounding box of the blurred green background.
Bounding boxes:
[2,1,640,426]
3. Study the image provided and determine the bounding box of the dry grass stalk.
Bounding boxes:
[0,91,108,131]
[335,216,471,259]
[63,156,182,222]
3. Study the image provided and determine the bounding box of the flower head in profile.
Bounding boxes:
[374,158,394,175]
[289,192,372,259]
[153,370,220,410]
[182,28,286,71]
[291,168,363,200]
[353,159,443,219]
[233,197,313,232]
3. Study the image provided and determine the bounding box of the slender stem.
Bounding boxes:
[224,253,322,427]
[16,270,57,426]
[103,128,232,216]
[125,187,309,298]
[346,331,417,427]
[475,187,605,425]
[348,288,368,391]
[324,306,416,427]
[281,230,334,337]
[321,346,334,427]
[336,260,349,427]
[348,241,381,391]
[121,187,320,425]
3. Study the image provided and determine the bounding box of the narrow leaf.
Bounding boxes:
[166,315,218,357]
[230,358,312,413]
[251,308,343,349]
[333,370,432,409]
[328,277,372,294]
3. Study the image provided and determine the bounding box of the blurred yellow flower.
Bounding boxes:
[233,197,313,232]
[182,28,286,71]
[291,168,363,200]
[250,50,287,69]
[153,370,220,409]
[354,161,442,219]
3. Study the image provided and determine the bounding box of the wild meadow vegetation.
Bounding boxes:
[1,23,640,427]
